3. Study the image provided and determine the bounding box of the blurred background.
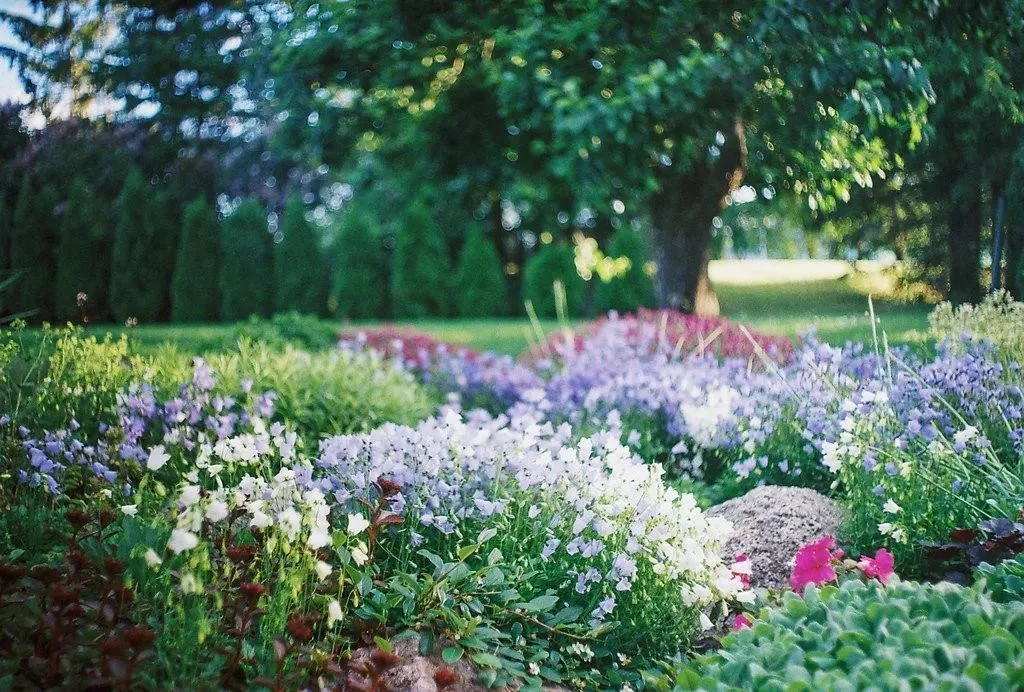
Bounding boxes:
[0,1,1021,352]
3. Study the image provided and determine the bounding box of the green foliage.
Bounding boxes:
[594,228,655,314]
[109,170,164,322]
[929,291,1024,364]
[171,197,221,323]
[455,230,508,317]
[9,178,57,322]
[391,196,451,318]
[202,340,433,438]
[55,178,110,323]
[976,556,1024,605]
[219,200,272,321]
[274,194,326,316]
[523,242,585,318]
[653,579,1024,691]
[331,207,389,318]
[231,311,340,351]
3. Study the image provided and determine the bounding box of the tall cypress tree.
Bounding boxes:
[455,229,508,317]
[149,189,180,320]
[274,194,325,315]
[391,196,450,317]
[219,199,272,321]
[9,178,58,322]
[594,228,656,314]
[109,170,163,322]
[171,197,221,322]
[55,178,110,323]
[332,207,389,319]
[0,191,10,315]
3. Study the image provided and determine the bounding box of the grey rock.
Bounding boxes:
[708,485,844,589]
[347,635,482,691]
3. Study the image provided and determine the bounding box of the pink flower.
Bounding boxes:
[730,554,752,589]
[790,536,841,592]
[858,548,895,585]
[731,613,752,631]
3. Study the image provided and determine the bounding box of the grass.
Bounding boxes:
[19,261,934,356]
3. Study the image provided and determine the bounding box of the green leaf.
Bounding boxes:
[519,594,559,613]
[418,630,435,656]
[471,652,503,668]
[442,646,464,663]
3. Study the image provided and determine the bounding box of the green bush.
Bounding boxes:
[976,555,1024,605]
[202,340,434,438]
[55,178,111,323]
[231,311,339,351]
[171,197,221,322]
[274,194,326,315]
[109,170,164,322]
[331,207,389,318]
[455,229,508,316]
[9,178,58,322]
[523,242,585,317]
[929,291,1024,364]
[391,196,451,317]
[594,228,655,314]
[219,199,272,321]
[653,579,1024,691]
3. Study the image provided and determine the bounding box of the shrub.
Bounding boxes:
[391,196,451,317]
[654,579,1024,691]
[219,199,272,321]
[109,170,164,323]
[331,207,389,318]
[523,242,585,318]
[274,194,326,315]
[9,178,58,322]
[929,290,1024,364]
[171,197,221,322]
[454,230,507,316]
[976,555,1024,604]
[55,178,111,323]
[231,311,339,351]
[594,228,655,314]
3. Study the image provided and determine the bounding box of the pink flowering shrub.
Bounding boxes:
[790,536,895,592]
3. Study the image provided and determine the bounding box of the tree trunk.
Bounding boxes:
[650,119,747,315]
[945,166,983,304]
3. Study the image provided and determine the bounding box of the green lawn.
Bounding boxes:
[25,262,935,356]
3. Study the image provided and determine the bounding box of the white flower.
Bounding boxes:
[143,548,163,567]
[179,485,202,508]
[100,488,112,498]
[327,598,343,627]
[307,527,331,550]
[277,508,302,541]
[205,499,229,522]
[120,504,138,517]
[168,528,199,555]
[347,513,370,536]
[315,560,333,581]
[699,612,714,631]
[878,522,894,535]
[351,541,369,566]
[953,426,979,447]
[147,445,171,471]
[250,509,272,529]
[883,499,901,515]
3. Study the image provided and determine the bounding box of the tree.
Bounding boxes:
[595,228,656,314]
[171,197,221,322]
[55,178,110,322]
[332,207,389,319]
[275,194,326,315]
[9,178,58,322]
[391,196,451,317]
[523,241,586,318]
[109,169,163,322]
[279,0,931,315]
[455,229,508,317]
[219,199,272,321]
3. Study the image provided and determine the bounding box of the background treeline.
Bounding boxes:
[0,112,654,323]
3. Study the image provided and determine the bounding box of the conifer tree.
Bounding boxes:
[274,194,325,315]
[55,178,110,322]
[219,199,272,320]
[391,196,451,317]
[109,169,164,322]
[455,229,507,317]
[9,178,58,321]
[332,207,389,318]
[594,228,656,314]
[523,241,586,318]
[171,197,221,322]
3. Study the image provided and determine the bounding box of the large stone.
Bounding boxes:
[708,485,844,589]
[347,635,482,691]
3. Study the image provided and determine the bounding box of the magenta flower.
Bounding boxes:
[790,535,841,592]
[858,548,896,584]
[730,613,752,631]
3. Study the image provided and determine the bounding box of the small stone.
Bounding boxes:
[708,485,843,589]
